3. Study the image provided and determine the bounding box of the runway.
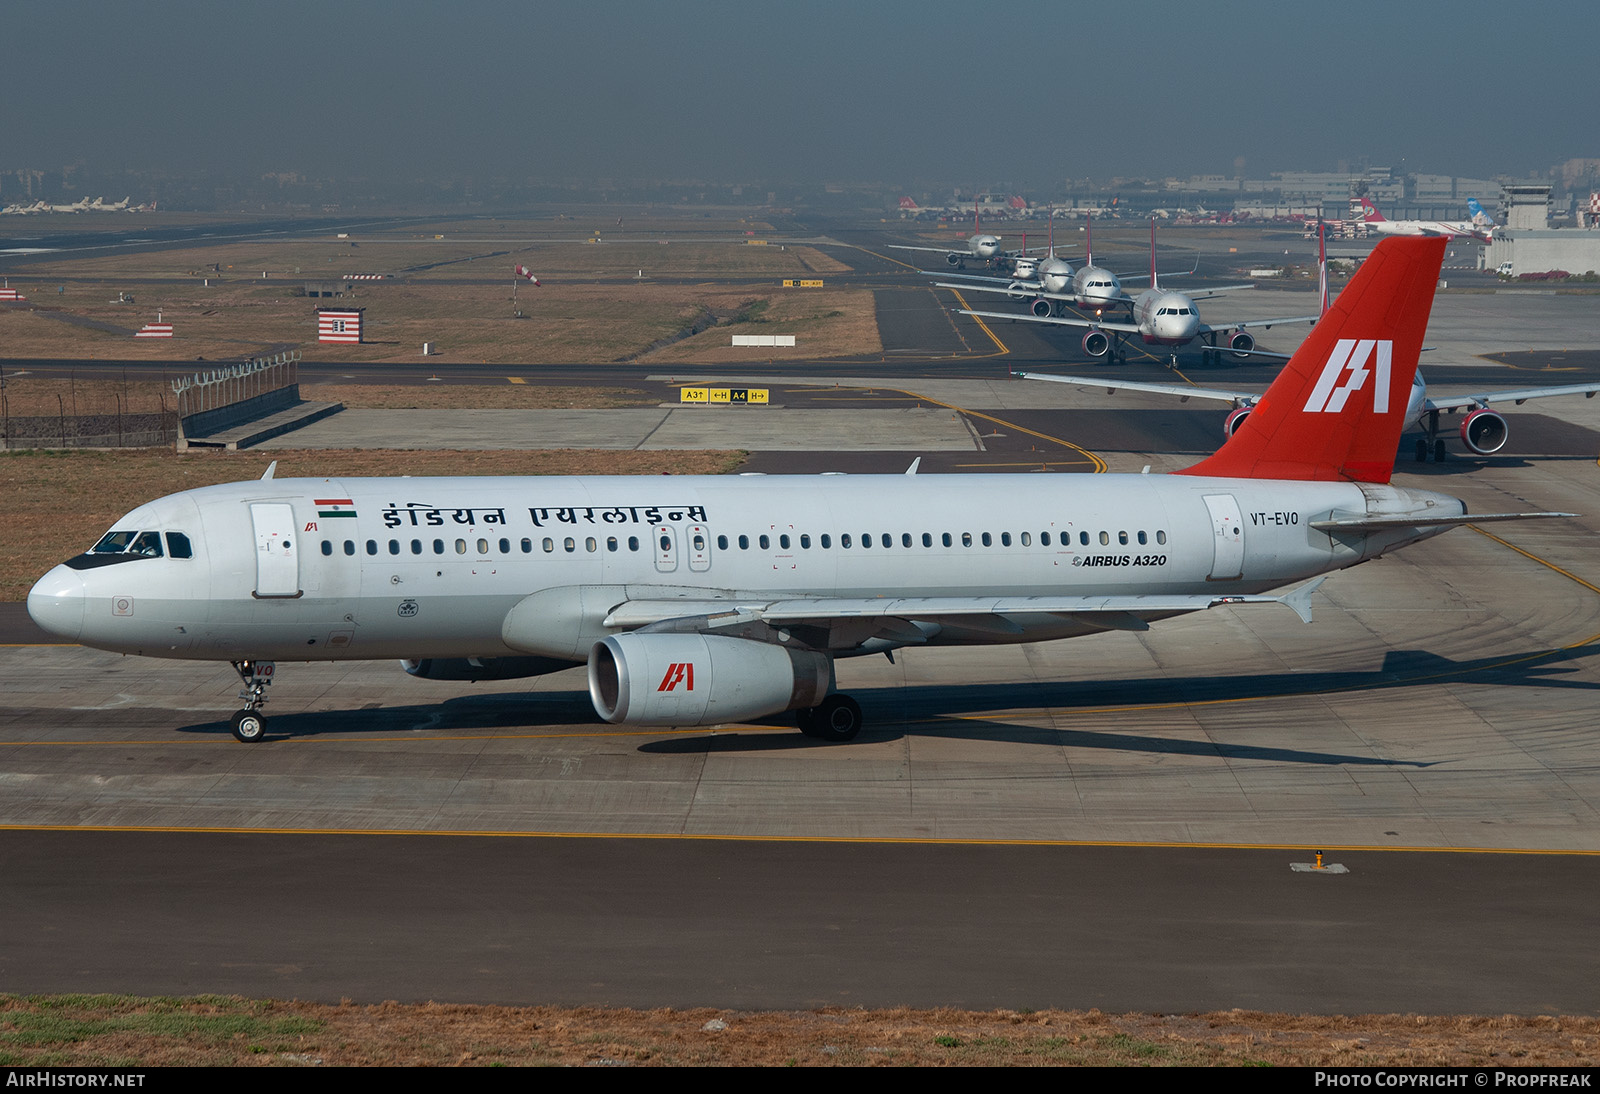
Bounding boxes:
[5,220,1600,1015]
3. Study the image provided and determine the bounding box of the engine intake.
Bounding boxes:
[1082,329,1110,357]
[1031,297,1054,318]
[1223,406,1252,438]
[1228,331,1255,357]
[1460,408,1508,454]
[588,632,830,726]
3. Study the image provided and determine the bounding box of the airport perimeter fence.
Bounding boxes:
[0,352,300,449]
[172,352,300,439]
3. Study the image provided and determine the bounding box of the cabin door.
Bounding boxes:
[1202,494,1244,581]
[250,502,302,598]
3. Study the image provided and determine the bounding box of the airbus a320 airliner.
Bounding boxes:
[27,238,1568,743]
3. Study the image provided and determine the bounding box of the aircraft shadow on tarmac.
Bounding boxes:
[166,639,1593,752]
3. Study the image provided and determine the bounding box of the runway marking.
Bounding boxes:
[1,822,1596,856]
[941,287,1009,357]
[832,384,1106,472]
[1470,525,1600,599]
[507,376,527,384]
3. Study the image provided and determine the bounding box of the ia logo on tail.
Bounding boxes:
[1302,339,1394,414]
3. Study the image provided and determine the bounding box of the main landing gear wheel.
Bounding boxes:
[806,694,863,743]
[1415,438,1429,462]
[1434,438,1448,462]
[231,709,266,743]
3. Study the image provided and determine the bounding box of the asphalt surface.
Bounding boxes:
[5,216,1600,1015]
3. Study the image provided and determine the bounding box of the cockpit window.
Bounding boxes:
[165,532,193,559]
[92,531,138,554]
[130,531,163,557]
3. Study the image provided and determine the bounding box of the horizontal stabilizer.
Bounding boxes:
[1310,512,1574,533]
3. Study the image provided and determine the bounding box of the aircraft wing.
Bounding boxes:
[888,244,967,255]
[1180,284,1258,300]
[604,579,1328,633]
[1015,372,1258,407]
[958,308,1142,335]
[1196,313,1321,336]
[1422,383,1600,413]
[926,272,1040,288]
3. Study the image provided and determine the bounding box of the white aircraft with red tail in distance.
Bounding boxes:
[1017,224,1600,462]
[1360,196,1493,241]
[888,205,1048,271]
[26,238,1571,744]
[958,218,1320,366]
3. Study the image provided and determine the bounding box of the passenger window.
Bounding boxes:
[981,532,992,547]
[1156,530,1167,545]
[389,540,400,555]
[1118,531,1129,546]
[411,539,423,555]
[902,533,912,548]
[717,535,728,550]
[433,539,445,554]
[1080,531,1089,546]
[321,541,333,556]
[628,536,640,551]
[166,532,194,559]
[459,539,470,555]
[367,540,378,555]
[499,538,510,553]
[779,534,790,550]
[1021,532,1031,546]
[861,534,870,549]
[881,534,891,548]
[800,534,811,549]
[608,537,619,552]
[961,532,972,547]
[586,538,597,553]
[820,534,831,549]
[841,534,852,548]
[942,533,952,547]
[1137,531,1147,545]
[543,538,555,553]
[1041,532,1051,546]
[759,534,770,550]
[566,538,577,553]
[739,535,749,550]
[1099,532,1110,545]
[480,538,492,554]
[1001,532,1011,546]
[922,533,933,547]
[521,538,533,553]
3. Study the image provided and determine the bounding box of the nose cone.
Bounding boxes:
[28,565,85,642]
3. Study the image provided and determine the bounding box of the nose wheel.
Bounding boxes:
[230,659,275,742]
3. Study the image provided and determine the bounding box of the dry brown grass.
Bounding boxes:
[298,383,659,410]
[1,280,880,365]
[3,996,1597,1067]
[1,447,744,599]
[641,289,879,363]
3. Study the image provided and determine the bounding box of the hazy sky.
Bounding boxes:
[2,0,1591,187]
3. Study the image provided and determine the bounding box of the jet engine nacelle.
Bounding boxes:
[1223,406,1252,438]
[1459,408,1508,454]
[1006,281,1030,301]
[1228,331,1255,357]
[945,252,964,267]
[401,655,576,682]
[1082,329,1110,357]
[588,632,831,726]
[1031,297,1054,318]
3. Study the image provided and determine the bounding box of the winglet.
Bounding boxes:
[905,457,921,475]
[1277,575,1326,624]
[261,460,278,481]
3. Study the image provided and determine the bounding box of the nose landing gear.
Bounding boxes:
[230,659,275,742]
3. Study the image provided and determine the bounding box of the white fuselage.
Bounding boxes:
[1130,288,1202,345]
[967,233,1002,259]
[28,473,1459,664]
[1368,219,1485,240]
[1071,265,1126,312]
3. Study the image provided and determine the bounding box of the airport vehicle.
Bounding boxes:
[957,219,1319,366]
[1360,196,1493,241]
[28,239,1566,744]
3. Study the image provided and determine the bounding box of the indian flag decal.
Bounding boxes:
[315,498,357,518]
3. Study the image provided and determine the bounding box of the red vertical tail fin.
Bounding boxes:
[1176,237,1446,484]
